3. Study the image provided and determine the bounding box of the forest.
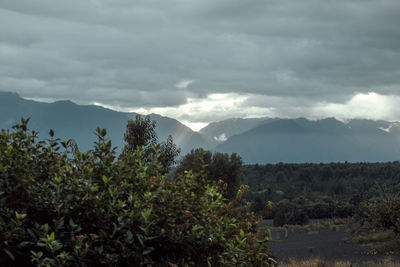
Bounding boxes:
[243,162,400,225]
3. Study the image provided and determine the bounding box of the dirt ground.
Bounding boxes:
[260,220,400,265]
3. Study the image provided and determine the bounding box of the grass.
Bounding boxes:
[280,257,400,267]
[266,219,346,241]
[352,230,400,255]
[373,238,400,255]
[307,230,319,235]
[270,218,346,231]
[353,230,395,244]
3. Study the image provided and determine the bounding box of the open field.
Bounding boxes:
[260,220,400,266]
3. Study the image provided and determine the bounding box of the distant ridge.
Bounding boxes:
[0,92,215,154]
[2,91,400,163]
[211,118,400,163]
[199,117,273,141]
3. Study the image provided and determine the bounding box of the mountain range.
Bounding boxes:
[0,92,215,154]
[212,118,400,163]
[2,91,400,163]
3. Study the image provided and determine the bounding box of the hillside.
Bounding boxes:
[0,92,214,153]
[199,117,272,141]
[213,117,400,163]
[3,92,400,163]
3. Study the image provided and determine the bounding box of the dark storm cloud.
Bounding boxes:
[1,0,400,110]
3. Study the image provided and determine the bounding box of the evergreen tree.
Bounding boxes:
[124,115,180,171]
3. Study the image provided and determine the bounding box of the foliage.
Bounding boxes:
[243,162,400,220]
[0,118,274,266]
[354,190,400,238]
[176,148,242,199]
[352,230,395,244]
[123,114,180,171]
[272,200,309,227]
[176,148,212,176]
[351,189,400,254]
[124,114,157,153]
[366,194,400,234]
[158,135,180,170]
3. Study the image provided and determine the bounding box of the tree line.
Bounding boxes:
[242,162,400,225]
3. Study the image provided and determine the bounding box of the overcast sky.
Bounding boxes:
[1,0,400,130]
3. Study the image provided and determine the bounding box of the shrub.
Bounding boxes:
[272,200,309,227]
[366,194,400,234]
[273,209,309,227]
[0,119,275,266]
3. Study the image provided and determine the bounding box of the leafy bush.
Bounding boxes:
[271,199,309,227]
[351,190,400,254]
[0,119,275,266]
[365,194,400,234]
[176,148,242,199]
[273,209,309,227]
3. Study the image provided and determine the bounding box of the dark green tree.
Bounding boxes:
[210,152,242,199]
[123,115,180,171]
[176,149,242,199]
[175,148,212,175]
[158,135,181,168]
[124,114,157,154]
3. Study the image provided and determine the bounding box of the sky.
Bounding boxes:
[1,0,400,131]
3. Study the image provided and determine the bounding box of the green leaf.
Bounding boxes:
[142,249,153,255]
[4,249,15,261]
[49,232,55,241]
[27,229,36,239]
[240,229,245,237]
[192,225,203,232]
[30,250,43,258]
[53,243,63,251]
[136,234,144,246]
[54,176,62,184]
[69,218,78,229]
[15,212,27,220]
[90,185,98,192]
[126,230,133,243]
[17,241,34,249]
[56,217,64,230]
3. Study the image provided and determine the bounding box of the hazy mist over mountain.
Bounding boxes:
[2,92,400,164]
[213,118,400,163]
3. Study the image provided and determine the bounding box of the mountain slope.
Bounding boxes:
[0,92,214,154]
[3,92,400,163]
[215,118,400,163]
[199,117,273,141]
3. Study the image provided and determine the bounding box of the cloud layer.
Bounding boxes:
[131,92,400,130]
[1,0,400,129]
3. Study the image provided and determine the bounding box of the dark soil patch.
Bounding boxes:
[260,220,400,265]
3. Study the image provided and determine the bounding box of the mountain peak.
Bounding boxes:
[0,91,21,101]
[53,99,76,106]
